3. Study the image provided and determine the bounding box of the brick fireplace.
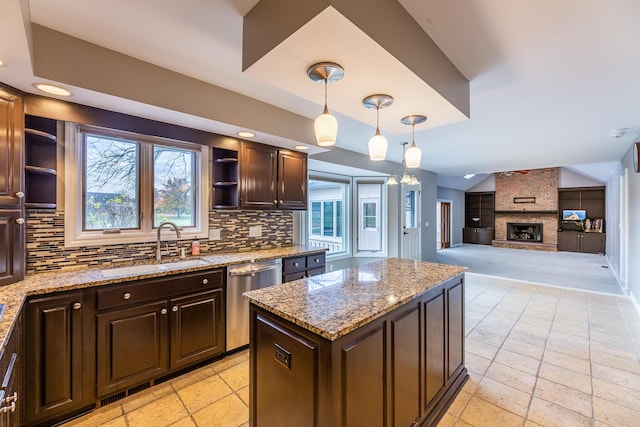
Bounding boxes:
[493,168,559,251]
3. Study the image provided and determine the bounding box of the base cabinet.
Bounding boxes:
[557,232,605,254]
[0,310,22,427]
[24,291,96,426]
[250,275,467,427]
[463,227,493,245]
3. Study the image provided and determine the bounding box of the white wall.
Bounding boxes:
[468,174,495,192]
[559,168,605,188]
[605,163,622,289]
[437,186,465,246]
[620,144,640,305]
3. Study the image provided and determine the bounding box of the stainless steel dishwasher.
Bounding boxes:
[226,258,282,351]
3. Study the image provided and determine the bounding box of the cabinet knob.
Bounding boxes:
[274,200,278,204]
[4,392,17,404]
[202,278,209,284]
[293,262,299,267]
[73,302,82,310]
[280,200,283,204]
[314,258,320,263]
[15,192,24,199]
[172,306,178,312]
[123,292,131,300]
[161,308,168,315]
[15,218,24,225]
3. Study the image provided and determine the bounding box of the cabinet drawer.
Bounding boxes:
[283,272,306,283]
[283,257,306,273]
[97,269,224,311]
[306,253,325,269]
[307,267,325,277]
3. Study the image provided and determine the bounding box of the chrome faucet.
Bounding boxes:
[156,221,181,261]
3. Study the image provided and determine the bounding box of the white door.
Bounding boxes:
[401,184,421,260]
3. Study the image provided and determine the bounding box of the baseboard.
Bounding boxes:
[605,255,628,295]
[631,291,640,317]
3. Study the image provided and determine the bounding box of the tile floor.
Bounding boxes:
[63,273,640,427]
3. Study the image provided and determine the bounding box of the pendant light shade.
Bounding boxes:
[386,142,421,186]
[363,94,393,161]
[401,115,427,168]
[307,62,344,147]
[386,175,398,185]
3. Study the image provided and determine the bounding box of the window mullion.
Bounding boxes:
[140,143,153,233]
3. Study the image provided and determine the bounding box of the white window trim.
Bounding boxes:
[64,122,209,247]
[353,178,388,258]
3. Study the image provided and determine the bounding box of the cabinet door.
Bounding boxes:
[170,289,224,370]
[462,228,477,244]
[0,209,24,286]
[557,233,579,252]
[0,310,21,426]
[0,87,23,206]
[277,150,307,210]
[25,292,93,425]
[423,291,445,408]
[476,228,494,245]
[97,301,168,397]
[580,233,605,254]
[447,281,464,381]
[240,142,277,209]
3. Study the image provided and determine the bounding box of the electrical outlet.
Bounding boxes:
[249,225,262,237]
[208,228,221,240]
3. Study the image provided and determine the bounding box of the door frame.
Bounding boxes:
[400,183,421,260]
[437,199,452,250]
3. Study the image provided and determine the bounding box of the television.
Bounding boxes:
[562,209,586,220]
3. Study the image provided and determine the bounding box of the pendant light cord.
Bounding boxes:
[323,79,329,114]
[375,105,381,135]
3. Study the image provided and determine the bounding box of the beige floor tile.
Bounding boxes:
[466,328,506,347]
[465,352,492,376]
[501,336,544,360]
[527,397,592,427]
[534,377,592,418]
[494,348,540,375]
[211,350,249,373]
[484,361,537,394]
[446,390,473,418]
[590,340,639,360]
[192,394,249,427]
[524,421,544,427]
[475,377,531,417]
[593,378,640,411]
[437,412,457,427]
[459,396,523,427]
[507,329,547,347]
[170,365,217,391]
[542,348,591,375]
[170,417,197,427]
[465,337,499,360]
[538,362,592,394]
[591,363,640,392]
[550,322,589,338]
[126,393,189,427]
[62,405,123,426]
[453,420,474,427]
[591,351,640,375]
[177,374,233,414]
[594,396,640,427]
[99,416,128,427]
[237,386,250,406]
[120,383,175,413]
[219,360,250,391]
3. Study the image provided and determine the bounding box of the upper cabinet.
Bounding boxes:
[211,147,239,209]
[24,115,58,208]
[0,86,24,207]
[239,141,307,210]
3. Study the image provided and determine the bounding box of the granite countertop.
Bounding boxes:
[244,258,466,341]
[0,245,326,353]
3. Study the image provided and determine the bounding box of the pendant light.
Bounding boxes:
[401,115,426,168]
[386,142,421,186]
[307,62,344,147]
[363,94,393,161]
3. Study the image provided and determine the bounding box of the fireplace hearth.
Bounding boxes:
[507,223,543,242]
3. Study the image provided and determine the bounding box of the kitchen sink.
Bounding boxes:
[101,259,210,278]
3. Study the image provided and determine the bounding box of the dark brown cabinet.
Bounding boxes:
[0,209,24,287]
[96,269,225,399]
[282,252,325,283]
[24,291,96,426]
[211,146,239,209]
[24,115,58,209]
[463,227,493,245]
[250,274,466,426]
[0,310,22,426]
[240,142,307,210]
[557,232,605,254]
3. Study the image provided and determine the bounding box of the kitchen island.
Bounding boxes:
[244,258,467,427]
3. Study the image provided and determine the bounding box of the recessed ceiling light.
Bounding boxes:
[237,131,255,138]
[294,145,309,150]
[33,83,72,97]
[463,174,476,179]
[0,59,6,67]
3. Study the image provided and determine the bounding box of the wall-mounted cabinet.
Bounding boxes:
[24,115,58,209]
[464,192,494,245]
[558,187,605,221]
[211,147,239,209]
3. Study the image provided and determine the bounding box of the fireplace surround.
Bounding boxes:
[507,223,543,242]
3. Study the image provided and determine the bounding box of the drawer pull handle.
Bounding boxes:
[172,306,178,312]
[123,293,131,300]
[161,308,167,315]
[73,302,82,310]
[293,262,299,267]
[202,278,209,284]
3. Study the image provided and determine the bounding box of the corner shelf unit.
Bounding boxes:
[24,115,58,209]
[211,148,239,209]
[464,191,495,229]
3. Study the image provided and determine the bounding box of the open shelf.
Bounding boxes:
[25,115,58,209]
[25,128,57,141]
[211,147,239,209]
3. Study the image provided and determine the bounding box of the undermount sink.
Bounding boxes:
[101,259,210,278]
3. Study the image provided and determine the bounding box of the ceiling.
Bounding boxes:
[1,0,639,182]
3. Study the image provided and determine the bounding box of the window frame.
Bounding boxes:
[353,179,388,257]
[64,123,209,247]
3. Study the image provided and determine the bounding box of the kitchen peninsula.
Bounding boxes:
[245,258,467,427]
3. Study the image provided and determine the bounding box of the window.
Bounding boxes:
[307,177,349,256]
[65,124,208,246]
[355,181,386,255]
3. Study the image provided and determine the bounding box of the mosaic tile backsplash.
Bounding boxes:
[26,210,294,274]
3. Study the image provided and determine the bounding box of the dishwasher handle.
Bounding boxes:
[228,263,281,277]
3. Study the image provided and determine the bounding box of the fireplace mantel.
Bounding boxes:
[494,210,558,215]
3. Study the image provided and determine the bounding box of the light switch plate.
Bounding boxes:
[249,225,262,237]
[208,228,221,240]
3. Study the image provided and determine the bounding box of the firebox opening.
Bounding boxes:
[507,223,543,242]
